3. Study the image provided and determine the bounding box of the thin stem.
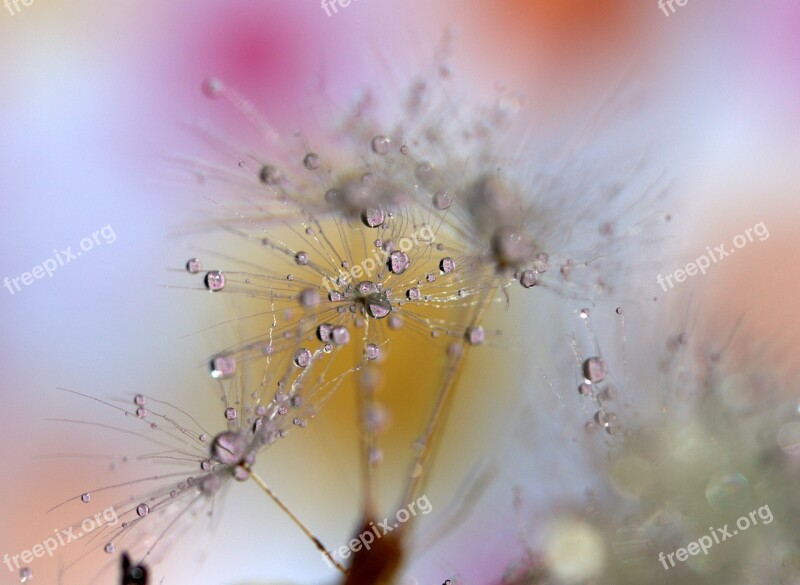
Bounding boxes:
[245,464,348,576]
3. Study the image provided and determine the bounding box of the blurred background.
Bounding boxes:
[1,0,798,583]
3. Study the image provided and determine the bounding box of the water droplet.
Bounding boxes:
[365,293,392,319]
[371,135,390,155]
[357,281,377,296]
[80,493,91,503]
[519,270,538,288]
[224,407,238,421]
[317,323,333,342]
[366,344,380,360]
[294,348,312,368]
[615,306,624,315]
[388,316,403,330]
[328,291,342,302]
[210,355,236,379]
[407,287,421,300]
[533,254,549,273]
[578,383,592,396]
[439,257,456,274]
[233,465,249,481]
[432,190,452,210]
[186,258,202,274]
[400,144,409,155]
[594,410,608,427]
[331,326,350,345]
[362,207,386,228]
[104,542,115,554]
[136,503,150,518]
[199,433,209,443]
[325,188,340,204]
[19,567,32,583]
[295,251,309,266]
[212,431,249,465]
[466,326,485,346]
[200,474,221,494]
[299,288,320,308]
[388,251,410,274]
[579,308,590,319]
[583,357,607,383]
[136,407,147,419]
[201,459,212,472]
[258,165,282,185]
[303,152,320,170]
[204,270,226,292]
[134,394,146,406]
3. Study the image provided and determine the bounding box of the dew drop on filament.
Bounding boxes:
[136,503,150,518]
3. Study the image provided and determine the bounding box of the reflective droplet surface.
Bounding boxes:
[357,281,377,296]
[204,270,226,291]
[362,207,386,228]
[80,493,91,503]
[136,503,150,518]
[201,459,212,471]
[578,383,592,396]
[295,251,309,266]
[317,323,333,342]
[294,348,312,368]
[519,269,538,288]
[388,251,410,274]
[186,258,202,274]
[388,316,403,330]
[303,152,320,170]
[583,357,607,383]
[224,407,238,421]
[432,190,452,210]
[201,77,223,98]
[371,135,390,155]
[212,431,249,465]
[439,257,456,274]
[466,326,485,346]
[365,343,380,360]
[258,165,282,185]
[136,407,147,419]
[211,355,236,379]
[407,287,421,300]
[299,288,320,308]
[134,394,146,406]
[331,326,350,345]
[365,293,392,319]
[104,543,115,554]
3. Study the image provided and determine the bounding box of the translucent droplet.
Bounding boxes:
[328,291,342,302]
[778,422,800,455]
[615,306,624,315]
[357,281,377,296]
[293,417,307,427]
[519,270,538,288]
[426,272,436,283]
[371,135,390,155]
[533,254,549,273]
[366,344,380,360]
[388,251,410,274]
[204,270,226,291]
[212,431,248,465]
[303,152,320,170]
[299,288,320,308]
[201,459,212,472]
[594,410,608,427]
[136,503,150,518]
[362,207,386,228]
[134,394,146,406]
[331,326,350,346]
[491,228,532,267]
[258,164,282,185]
[294,348,312,368]
[135,407,147,419]
[325,188,340,204]
[104,542,115,554]
[466,326,485,346]
[211,355,236,379]
[365,293,392,319]
[578,383,592,396]
[439,257,456,274]
[80,493,91,503]
[388,316,403,330]
[295,251,309,266]
[224,407,238,421]
[19,567,32,583]
[400,144,409,155]
[317,323,333,342]
[200,474,221,494]
[201,77,223,98]
[432,191,452,210]
[407,287,421,300]
[705,472,750,511]
[583,357,607,383]
[186,258,202,274]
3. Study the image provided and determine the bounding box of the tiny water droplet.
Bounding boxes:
[407,287,421,300]
[80,493,91,503]
[295,251,309,266]
[426,272,436,283]
[201,459,212,471]
[136,503,150,518]
[432,191,452,210]
[615,306,624,315]
[134,394,146,406]
[204,270,226,291]
[186,258,203,274]
[136,407,147,419]
[466,326,485,346]
[578,383,592,396]
[366,344,380,360]
[519,270,538,288]
[224,407,238,421]
[371,135,390,155]
[317,323,333,342]
[104,542,115,554]
[439,257,456,274]
[303,152,320,170]
[400,144,409,155]
[579,308,590,319]
[328,290,342,302]
[258,165,282,185]
[19,567,32,583]
[583,357,607,383]
[211,355,236,379]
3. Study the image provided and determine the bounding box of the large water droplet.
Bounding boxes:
[388,251,410,274]
[212,431,249,466]
[365,293,392,319]
[204,270,226,291]
[211,355,236,379]
[432,191,452,210]
[439,257,456,274]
